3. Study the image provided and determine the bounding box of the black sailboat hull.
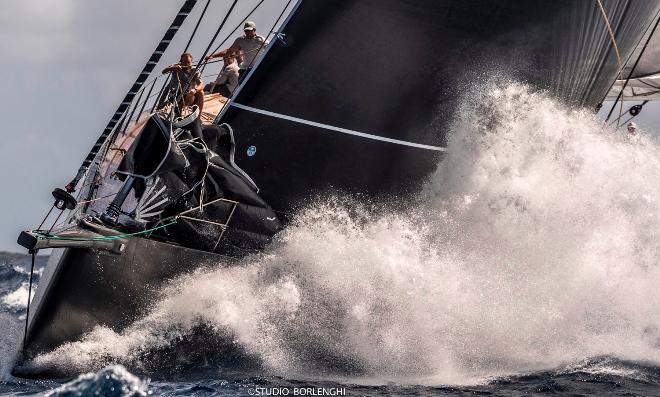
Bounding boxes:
[12,240,231,378]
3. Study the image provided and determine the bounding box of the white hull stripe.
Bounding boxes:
[230,103,447,152]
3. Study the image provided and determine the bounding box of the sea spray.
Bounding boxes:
[31,83,660,384]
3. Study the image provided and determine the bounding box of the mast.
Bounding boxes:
[65,0,199,193]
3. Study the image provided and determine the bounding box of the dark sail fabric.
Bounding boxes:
[115,116,190,185]
[116,114,282,253]
[219,0,660,213]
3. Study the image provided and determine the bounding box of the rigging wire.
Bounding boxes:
[66,0,199,194]
[22,251,36,350]
[121,83,147,134]
[609,100,649,127]
[81,139,113,206]
[130,79,158,133]
[36,205,55,231]
[174,0,240,111]
[151,0,212,118]
[78,1,204,210]
[78,192,119,205]
[242,0,295,73]
[207,0,267,61]
[184,0,211,52]
[36,219,179,242]
[151,77,172,113]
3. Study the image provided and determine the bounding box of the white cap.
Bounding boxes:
[243,21,256,31]
[627,122,637,129]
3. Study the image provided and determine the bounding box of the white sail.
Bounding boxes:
[606,72,660,101]
[607,13,660,101]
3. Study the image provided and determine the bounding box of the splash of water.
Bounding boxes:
[32,83,660,384]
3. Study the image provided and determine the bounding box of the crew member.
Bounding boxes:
[206,21,267,83]
[162,53,204,113]
[627,121,638,135]
[208,53,240,98]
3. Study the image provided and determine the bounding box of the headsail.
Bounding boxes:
[219,0,660,213]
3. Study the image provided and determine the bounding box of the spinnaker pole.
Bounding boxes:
[65,0,198,192]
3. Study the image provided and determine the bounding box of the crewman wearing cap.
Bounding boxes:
[627,121,638,135]
[206,21,268,83]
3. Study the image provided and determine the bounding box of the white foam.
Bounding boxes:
[12,265,27,275]
[32,82,660,384]
[557,357,648,382]
[12,265,45,276]
[1,282,31,310]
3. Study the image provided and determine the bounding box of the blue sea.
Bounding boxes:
[2,242,660,397]
[3,85,660,396]
[1,249,660,396]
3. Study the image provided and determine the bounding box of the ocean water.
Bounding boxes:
[2,83,660,396]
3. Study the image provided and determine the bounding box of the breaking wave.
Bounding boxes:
[31,83,660,384]
[43,365,148,397]
[1,282,30,311]
[0,257,43,314]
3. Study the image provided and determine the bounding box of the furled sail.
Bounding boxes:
[219,0,660,213]
[115,114,282,253]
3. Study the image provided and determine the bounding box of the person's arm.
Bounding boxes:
[205,51,221,61]
[162,64,181,74]
[206,40,241,61]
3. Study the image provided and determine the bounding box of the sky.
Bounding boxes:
[1,1,659,252]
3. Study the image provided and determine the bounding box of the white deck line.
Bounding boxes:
[230,103,447,152]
